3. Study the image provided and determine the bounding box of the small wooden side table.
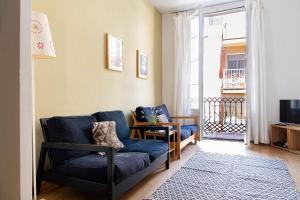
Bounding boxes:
[144,129,176,157]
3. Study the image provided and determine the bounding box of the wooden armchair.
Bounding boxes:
[131,108,200,159]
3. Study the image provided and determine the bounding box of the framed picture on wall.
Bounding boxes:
[136,50,148,79]
[105,33,123,71]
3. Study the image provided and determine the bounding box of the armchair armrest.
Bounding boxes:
[130,126,172,155]
[130,126,170,142]
[133,122,181,127]
[130,126,170,131]
[171,116,200,125]
[171,116,199,120]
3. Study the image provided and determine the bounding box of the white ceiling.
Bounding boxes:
[149,0,238,13]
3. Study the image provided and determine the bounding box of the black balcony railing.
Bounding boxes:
[203,97,246,135]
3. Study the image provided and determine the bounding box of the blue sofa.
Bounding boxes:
[37,110,170,200]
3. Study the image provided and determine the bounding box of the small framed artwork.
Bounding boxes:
[136,50,148,79]
[105,33,123,71]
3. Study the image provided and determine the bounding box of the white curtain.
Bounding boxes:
[162,14,175,114]
[246,0,269,144]
[173,12,192,116]
[162,12,192,116]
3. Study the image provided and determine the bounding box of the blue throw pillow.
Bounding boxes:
[135,106,153,122]
[155,104,172,122]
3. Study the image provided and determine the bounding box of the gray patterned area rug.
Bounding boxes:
[146,151,300,200]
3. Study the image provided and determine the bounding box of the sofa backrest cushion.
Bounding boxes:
[46,115,96,166]
[155,104,172,122]
[135,106,153,122]
[92,111,130,142]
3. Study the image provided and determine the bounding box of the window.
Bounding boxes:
[209,16,224,26]
[227,54,246,69]
[190,16,200,110]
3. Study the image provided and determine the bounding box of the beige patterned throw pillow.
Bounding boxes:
[92,121,124,155]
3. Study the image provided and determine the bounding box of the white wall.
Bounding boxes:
[264,0,300,125]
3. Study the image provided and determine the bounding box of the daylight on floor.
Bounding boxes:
[1,0,300,200]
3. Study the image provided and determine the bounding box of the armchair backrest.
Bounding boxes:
[131,111,138,125]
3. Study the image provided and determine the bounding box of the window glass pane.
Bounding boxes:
[204,17,209,36]
[228,60,237,69]
[191,37,199,61]
[190,84,199,109]
[190,60,199,84]
[227,54,246,69]
[238,60,245,68]
[191,17,199,37]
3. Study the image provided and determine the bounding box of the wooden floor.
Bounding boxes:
[38,139,300,200]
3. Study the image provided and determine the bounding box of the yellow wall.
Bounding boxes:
[32,0,162,160]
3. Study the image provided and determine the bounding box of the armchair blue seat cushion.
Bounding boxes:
[56,152,150,184]
[46,116,97,165]
[92,111,130,142]
[181,124,198,134]
[171,124,198,141]
[121,139,168,162]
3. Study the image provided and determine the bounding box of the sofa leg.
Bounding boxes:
[37,143,46,195]
[166,153,170,169]
[176,148,181,160]
[108,190,116,200]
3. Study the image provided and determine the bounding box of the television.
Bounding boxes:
[280,100,300,124]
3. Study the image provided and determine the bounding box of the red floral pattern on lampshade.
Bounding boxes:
[31,11,56,59]
[37,42,44,49]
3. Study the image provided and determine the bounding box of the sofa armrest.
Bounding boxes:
[43,142,114,153]
[37,142,115,194]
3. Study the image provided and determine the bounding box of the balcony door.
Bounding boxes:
[189,4,247,141]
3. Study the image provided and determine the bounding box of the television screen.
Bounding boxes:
[280,100,300,124]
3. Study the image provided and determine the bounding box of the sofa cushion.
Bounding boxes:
[92,111,130,142]
[135,106,152,122]
[155,104,172,122]
[46,115,97,166]
[56,152,150,184]
[121,139,168,162]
